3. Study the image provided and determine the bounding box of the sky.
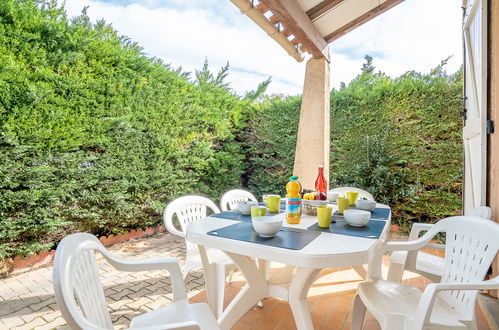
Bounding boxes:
[62,0,463,96]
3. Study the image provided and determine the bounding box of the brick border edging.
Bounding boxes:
[0,224,166,277]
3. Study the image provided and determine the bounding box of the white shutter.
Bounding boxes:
[463,0,487,214]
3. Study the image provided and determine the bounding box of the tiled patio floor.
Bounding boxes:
[0,232,495,329]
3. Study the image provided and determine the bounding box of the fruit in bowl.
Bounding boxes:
[317,192,327,200]
[355,199,376,211]
[343,209,371,227]
[302,190,327,201]
[252,216,282,237]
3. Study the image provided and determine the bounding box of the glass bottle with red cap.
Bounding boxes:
[315,166,327,200]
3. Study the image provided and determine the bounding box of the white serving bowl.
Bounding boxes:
[343,209,371,227]
[355,199,376,211]
[237,200,258,214]
[252,216,282,237]
[327,191,340,202]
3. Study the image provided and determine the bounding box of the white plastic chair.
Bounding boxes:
[329,187,374,200]
[220,189,257,211]
[352,216,499,330]
[53,233,219,330]
[163,195,236,318]
[387,206,492,283]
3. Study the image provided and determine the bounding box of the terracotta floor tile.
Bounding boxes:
[231,322,254,330]
[321,309,347,329]
[310,294,338,329]
[256,300,292,329]
[237,297,279,326]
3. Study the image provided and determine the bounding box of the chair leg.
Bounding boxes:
[225,264,237,284]
[352,265,367,279]
[386,262,405,282]
[182,261,197,282]
[215,263,227,318]
[352,294,366,330]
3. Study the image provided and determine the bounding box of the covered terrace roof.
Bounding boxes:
[231,0,405,62]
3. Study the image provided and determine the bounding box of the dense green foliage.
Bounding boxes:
[0,0,267,258]
[331,57,463,225]
[248,56,463,228]
[0,1,463,259]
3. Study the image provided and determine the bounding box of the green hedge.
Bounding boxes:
[0,1,463,259]
[247,56,463,229]
[0,0,265,258]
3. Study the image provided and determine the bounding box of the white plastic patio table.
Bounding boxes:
[186,203,391,330]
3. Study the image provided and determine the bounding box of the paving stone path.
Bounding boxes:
[1,232,497,330]
[0,233,205,330]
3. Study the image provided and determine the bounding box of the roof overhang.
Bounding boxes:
[231,0,405,62]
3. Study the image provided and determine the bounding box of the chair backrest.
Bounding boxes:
[163,196,220,253]
[329,187,374,200]
[220,189,258,211]
[467,205,492,219]
[430,216,499,321]
[53,233,113,330]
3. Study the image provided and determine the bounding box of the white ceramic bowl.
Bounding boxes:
[237,201,257,214]
[355,199,376,211]
[252,216,282,237]
[343,209,371,227]
[327,191,340,202]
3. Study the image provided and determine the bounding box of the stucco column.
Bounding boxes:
[293,57,330,190]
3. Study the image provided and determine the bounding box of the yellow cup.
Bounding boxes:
[337,197,349,215]
[317,206,332,228]
[266,195,281,213]
[251,206,267,219]
[346,191,359,206]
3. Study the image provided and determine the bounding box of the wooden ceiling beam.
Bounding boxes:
[256,3,269,13]
[306,0,345,21]
[260,0,330,61]
[324,0,405,43]
[281,28,292,37]
[269,15,280,24]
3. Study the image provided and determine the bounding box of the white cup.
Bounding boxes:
[327,192,340,202]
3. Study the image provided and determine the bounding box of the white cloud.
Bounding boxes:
[332,0,463,84]
[62,0,462,95]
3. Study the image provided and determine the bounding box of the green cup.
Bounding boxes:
[251,206,267,219]
[317,206,332,228]
[266,195,281,213]
[337,197,349,215]
[346,191,359,206]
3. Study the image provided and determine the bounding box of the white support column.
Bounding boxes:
[293,57,330,190]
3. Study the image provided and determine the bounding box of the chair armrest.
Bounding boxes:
[414,277,499,328]
[384,221,445,253]
[430,278,499,291]
[100,252,187,301]
[408,223,434,240]
[164,224,185,238]
[423,242,445,250]
[384,240,432,252]
[127,321,201,330]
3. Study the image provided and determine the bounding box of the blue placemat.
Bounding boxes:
[307,219,386,239]
[209,210,284,222]
[333,207,390,221]
[208,222,320,250]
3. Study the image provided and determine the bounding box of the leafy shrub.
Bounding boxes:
[247,56,463,229]
[0,0,266,258]
[0,1,463,259]
[245,96,302,198]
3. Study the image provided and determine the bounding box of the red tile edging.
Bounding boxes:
[1,224,166,276]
